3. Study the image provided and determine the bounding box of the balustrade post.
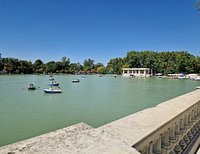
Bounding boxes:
[188,113,193,126]
[162,131,170,146]
[169,127,176,142]
[147,142,153,154]
[174,144,182,154]
[191,110,195,122]
[187,131,193,140]
[184,115,189,128]
[197,106,200,116]
[183,134,190,144]
[194,124,199,132]
[162,130,173,153]
[153,136,162,154]
[180,119,185,133]
[191,127,196,135]
[179,139,187,150]
[175,123,181,139]
[194,109,198,121]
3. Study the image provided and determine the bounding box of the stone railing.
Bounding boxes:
[132,96,200,154]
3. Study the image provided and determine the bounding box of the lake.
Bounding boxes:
[0,75,199,147]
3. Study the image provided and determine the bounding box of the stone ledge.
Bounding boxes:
[0,123,138,154]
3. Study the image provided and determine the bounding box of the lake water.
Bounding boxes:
[0,75,199,147]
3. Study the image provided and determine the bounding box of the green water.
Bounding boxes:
[0,75,199,146]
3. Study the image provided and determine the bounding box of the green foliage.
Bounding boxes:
[0,51,200,75]
[83,59,95,73]
[96,66,106,74]
[33,59,45,74]
[69,63,82,74]
[124,51,200,75]
[107,58,124,74]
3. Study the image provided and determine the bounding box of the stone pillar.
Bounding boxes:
[180,119,186,133]
[169,127,176,141]
[188,113,193,126]
[184,115,189,127]
[187,131,193,140]
[162,131,170,146]
[162,130,172,153]
[179,139,187,150]
[153,136,162,154]
[148,142,153,154]
[194,109,198,120]
[174,144,182,154]
[191,110,195,122]
[183,134,190,144]
[144,70,146,76]
[175,124,181,137]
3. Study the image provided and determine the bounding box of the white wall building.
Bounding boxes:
[122,68,152,77]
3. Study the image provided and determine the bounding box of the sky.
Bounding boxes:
[0,0,200,65]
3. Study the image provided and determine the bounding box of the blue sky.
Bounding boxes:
[0,0,200,64]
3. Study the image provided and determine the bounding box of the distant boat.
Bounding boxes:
[178,76,186,79]
[49,75,55,81]
[72,79,80,83]
[44,87,62,93]
[28,84,36,90]
[191,77,200,81]
[49,81,59,86]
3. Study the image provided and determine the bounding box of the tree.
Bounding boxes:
[33,59,45,74]
[0,57,3,71]
[61,56,70,73]
[2,58,19,74]
[83,59,95,73]
[96,66,106,74]
[69,63,82,74]
[107,58,124,74]
[18,60,33,74]
[46,61,56,73]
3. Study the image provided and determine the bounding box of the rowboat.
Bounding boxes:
[49,81,59,86]
[72,79,80,83]
[28,84,36,90]
[44,87,62,93]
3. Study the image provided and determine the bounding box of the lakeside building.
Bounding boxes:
[122,68,152,77]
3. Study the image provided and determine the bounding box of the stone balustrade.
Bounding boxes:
[100,89,200,154]
[132,95,200,154]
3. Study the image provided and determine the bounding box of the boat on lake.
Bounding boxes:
[191,77,200,81]
[28,84,36,90]
[72,79,80,83]
[49,75,55,81]
[44,87,62,93]
[49,81,59,86]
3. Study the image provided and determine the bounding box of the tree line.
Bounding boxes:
[1,51,200,75]
[0,56,107,74]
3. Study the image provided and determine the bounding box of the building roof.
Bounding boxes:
[122,68,150,71]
